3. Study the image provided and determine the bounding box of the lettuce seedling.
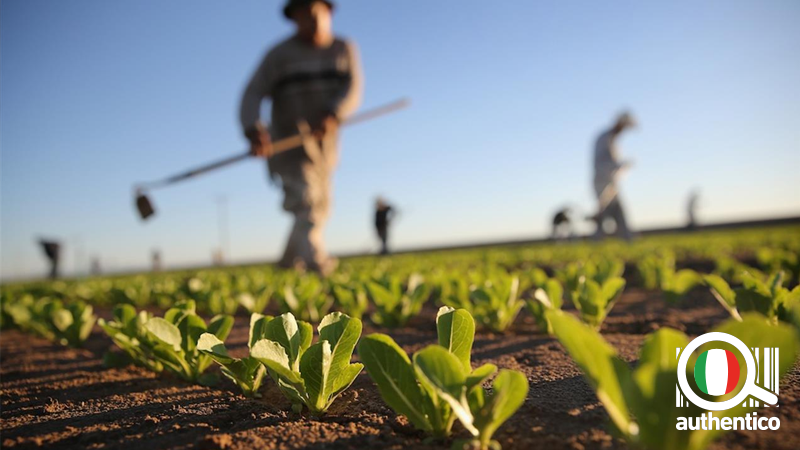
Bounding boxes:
[250,311,363,414]
[99,304,164,372]
[278,276,334,323]
[367,273,429,327]
[236,286,272,315]
[101,301,234,384]
[359,307,528,448]
[547,310,799,450]
[524,277,563,335]
[704,271,799,324]
[570,276,625,330]
[444,272,523,332]
[197,313,272,397]
[638,252,700,302]
[4,296,96,347]
[331,282,369,320]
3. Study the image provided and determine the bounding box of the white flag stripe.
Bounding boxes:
[705,349,729,395]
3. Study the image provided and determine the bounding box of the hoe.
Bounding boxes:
[134,98,409,220]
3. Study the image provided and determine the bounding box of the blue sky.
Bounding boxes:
[2,0,799,279]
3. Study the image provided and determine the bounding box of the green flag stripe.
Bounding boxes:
[694,351,708,394]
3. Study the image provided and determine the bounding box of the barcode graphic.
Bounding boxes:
[675,347,779,408]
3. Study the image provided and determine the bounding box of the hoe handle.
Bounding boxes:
[139,98,409,191]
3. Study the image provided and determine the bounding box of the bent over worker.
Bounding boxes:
[240,0,362,275]
[592,112,636,241]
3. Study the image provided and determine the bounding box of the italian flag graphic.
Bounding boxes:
[694,349,741,395]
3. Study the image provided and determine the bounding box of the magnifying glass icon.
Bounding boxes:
[677,332,777,411]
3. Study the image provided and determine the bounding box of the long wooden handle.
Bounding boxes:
[139,98,409,190]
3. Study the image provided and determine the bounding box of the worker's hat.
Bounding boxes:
[283,0,335,19]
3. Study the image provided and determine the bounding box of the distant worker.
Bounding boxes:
[591,112,636,241]
[38,239,61,279]
[375,197,394,255]
[91,257,102,276]
[551,207,573,240]
[687,189,700,229]
[152,250,162,272]
[240,0,362,276]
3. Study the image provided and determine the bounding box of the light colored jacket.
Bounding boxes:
[593,129,623,197]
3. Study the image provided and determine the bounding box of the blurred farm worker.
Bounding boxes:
[240,0,362,276]
[375,197,394,255]
[687,189,700,229]
[551,207,573,240]
[591,112,636,241]
[38,239,61,279]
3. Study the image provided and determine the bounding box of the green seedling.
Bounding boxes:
[524,277,563,335]
[444,272,523,333]
[197,313,272,397]
[250,311,363,415]
[704,271,800,324]
[278,276,334,323]
[331,282,369,320]
[570,275,625,330]
[547,310,799,450]
[359,307,528,448]
[367,273,429,328]
[101,301,233,385]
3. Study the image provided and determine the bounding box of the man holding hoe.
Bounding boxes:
[240,0,362,275]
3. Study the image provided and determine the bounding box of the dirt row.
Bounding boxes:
[1,289,798,450]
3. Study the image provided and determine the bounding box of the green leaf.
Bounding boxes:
[208,314,234,341]
[145,317,182,352]
[413,345,476,436]
[197,332,235,364]
[251,338,304,385]
[466,363,497,392]
[319,312,363,397]
[299,341,334,413]
[473,370,529,448]
[436,307,475,373]
[546,310,633,435]
[358,334,432,432]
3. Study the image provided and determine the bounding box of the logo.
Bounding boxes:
[675,332,781,431]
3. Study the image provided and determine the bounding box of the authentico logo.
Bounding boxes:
[675,332,781,431]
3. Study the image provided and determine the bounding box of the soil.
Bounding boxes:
[2,288,799,450]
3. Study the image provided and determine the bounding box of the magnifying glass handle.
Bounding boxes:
[750,385,778,405]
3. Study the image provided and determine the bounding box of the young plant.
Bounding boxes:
[570,275,625,330]
[279,276,334,323]
[445,272,523,332]
[99,304,164,372]
[524,277,563,335]
[367,273,429,327]
[4,296,97,347]
[331,282,369,320]
[638,252,700,302]
[250,311,363,415]
[101,301,234,384]
[236,286,272,315]
[704,271,799,324]
[547,309,799,450]
[197,313,271,397]
[359,307,528,448]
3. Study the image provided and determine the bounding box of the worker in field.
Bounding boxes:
[591,112,636,241]
[240,0,362,276]
[375,197,394,255]
[551,207,573,240]
[687,189,700,229]
[38,239,61,279]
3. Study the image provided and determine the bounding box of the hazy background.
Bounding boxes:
[2,0,799,279]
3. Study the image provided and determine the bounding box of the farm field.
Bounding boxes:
[2,225,800,450]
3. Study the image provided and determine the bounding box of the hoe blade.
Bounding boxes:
[136,192,155,220]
